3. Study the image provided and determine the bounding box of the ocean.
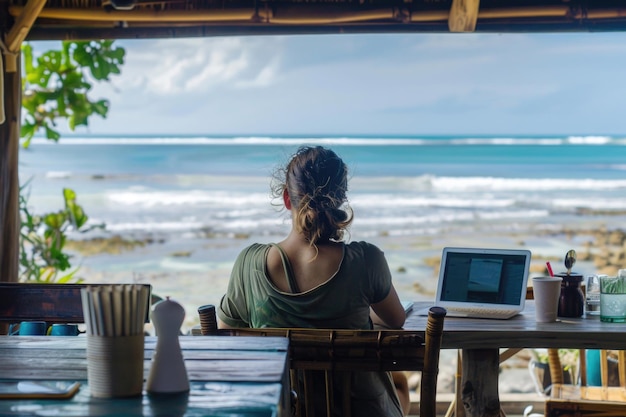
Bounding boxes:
[17,134,626,319]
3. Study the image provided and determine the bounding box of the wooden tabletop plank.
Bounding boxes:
[406,301,626,350]
[0,381,282,416]
[0,358,288,382]
[0,348,283,362]
[0,336,288,352]
[0,336,289,383]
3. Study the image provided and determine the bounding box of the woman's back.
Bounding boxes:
[217,146,408,416]
[265,240,343,293]
[219,241,392,330]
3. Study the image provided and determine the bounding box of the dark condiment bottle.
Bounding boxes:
[555,273,584,318]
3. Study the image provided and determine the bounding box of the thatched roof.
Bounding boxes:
[4,0,626,41]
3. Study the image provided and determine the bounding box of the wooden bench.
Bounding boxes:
[0,283,151,332]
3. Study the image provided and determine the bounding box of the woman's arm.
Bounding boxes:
[217,318,236,329]
[370,285,405,329]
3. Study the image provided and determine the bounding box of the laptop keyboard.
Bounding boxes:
[446,307,519,319]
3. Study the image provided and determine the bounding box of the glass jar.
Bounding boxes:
[556,273,584,318]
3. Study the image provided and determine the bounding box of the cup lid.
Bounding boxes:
[555,273,583,282]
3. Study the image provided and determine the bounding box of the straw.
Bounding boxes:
[112,285,123,337]
[546,262,554,277]
[80,288,93,335]
[135,284,149,335]
[131,285,139,335]
[91,288,105,336]
[123,285,132,336]
[102,287,114,337]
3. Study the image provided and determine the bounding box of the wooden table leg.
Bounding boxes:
[461,349,503,417]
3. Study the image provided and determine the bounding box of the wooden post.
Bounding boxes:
[0,0,45,334]
[0,51,21,335]
[461,349,502,417]
[448,0,480,32]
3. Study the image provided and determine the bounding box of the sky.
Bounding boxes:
[33,32,626,136]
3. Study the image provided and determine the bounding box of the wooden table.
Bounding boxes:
[405,300,626,417]
[0,335,289,416]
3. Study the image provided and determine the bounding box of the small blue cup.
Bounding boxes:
[11,321,48,336]
[48,324,80,336]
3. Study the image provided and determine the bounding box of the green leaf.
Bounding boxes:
[93,100,109,117]
[43,212,66,229]
[57,269,82,283]
[63,188,77,202]
[20,124,37,147]
[44,126,61,141]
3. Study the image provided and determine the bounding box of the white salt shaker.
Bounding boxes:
[147,296,189,394]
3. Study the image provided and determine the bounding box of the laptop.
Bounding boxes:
[422,247,532,319]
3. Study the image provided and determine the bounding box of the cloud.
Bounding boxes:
[45,32,626,136]
[114,37,284,95]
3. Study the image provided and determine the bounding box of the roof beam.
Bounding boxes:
[10,7,258,23]
[5,0,47,53]
[448,0,480,32]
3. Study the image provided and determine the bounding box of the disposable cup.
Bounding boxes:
[86,334,145,398]
[532,276,563,323]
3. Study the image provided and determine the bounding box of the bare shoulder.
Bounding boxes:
[265,245,288,290]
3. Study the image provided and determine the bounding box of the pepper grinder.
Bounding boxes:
[147,296,189,394]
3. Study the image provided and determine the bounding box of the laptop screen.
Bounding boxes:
[439,248,531,306]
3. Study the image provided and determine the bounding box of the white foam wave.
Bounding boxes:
[45,171,72,179]
[567,136,613,144]
[355,209,548,227]
[107,190,269,207]
[104,217,284,233]
[431,177,626,191]
[217,218,286,230]
[105,221,204,232]
[450,137,564,145]
[23,135,624,147]
[351,195,515,208]
[552,199,626,210]
[26,136,428,146]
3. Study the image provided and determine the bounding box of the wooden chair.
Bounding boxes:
[545,349,626,416]
[198,305,447,417]
[0,283,152,333]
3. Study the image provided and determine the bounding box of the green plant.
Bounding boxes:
[600,276,626,293]
[19,185,104,283]
[19,40,125,283]
[532,348,579,371]
[21,40,125,147]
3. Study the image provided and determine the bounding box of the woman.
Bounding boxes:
[217,145,409,416]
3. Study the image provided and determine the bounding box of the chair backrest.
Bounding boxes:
[198,306,446,417]
[0,283,152,327]
[547,350,626,417]
[549,348,626,400]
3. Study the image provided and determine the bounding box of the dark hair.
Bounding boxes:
[271,146,353,245]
